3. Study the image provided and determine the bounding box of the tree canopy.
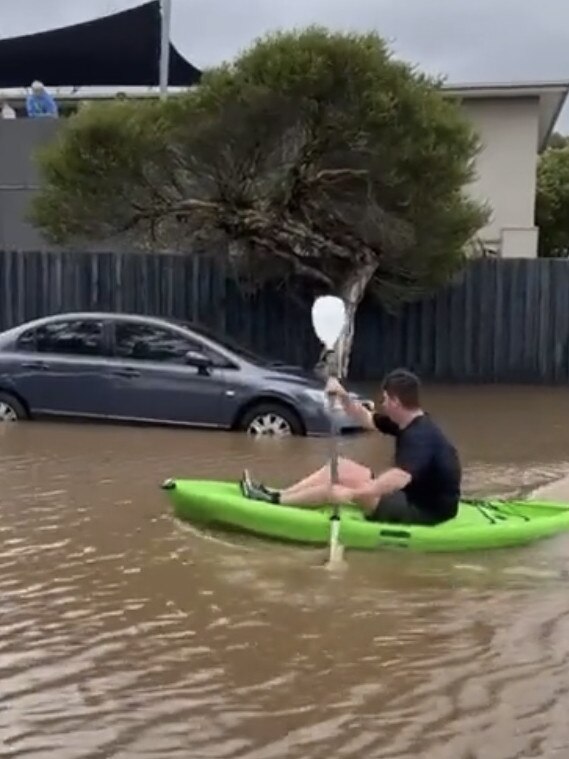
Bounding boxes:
[547,132,569,150]
[31,27,487,366]
[536,142,569,257]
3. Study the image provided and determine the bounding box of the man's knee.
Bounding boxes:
[337,457,363,472]
[337,458,372,486]
[351,489,378,512]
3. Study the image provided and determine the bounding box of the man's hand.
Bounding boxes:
[325,377,348,398]
[325,377,376,431]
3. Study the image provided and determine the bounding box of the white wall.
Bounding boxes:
[460,96,540,258]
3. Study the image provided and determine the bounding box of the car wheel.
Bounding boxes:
[0,392,27,421]
[238,402,304,437]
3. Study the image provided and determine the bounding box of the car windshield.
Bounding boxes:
[167,319,280,366]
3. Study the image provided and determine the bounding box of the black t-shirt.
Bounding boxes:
[373,412,461,520]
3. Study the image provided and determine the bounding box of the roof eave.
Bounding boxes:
[442,80,569,152]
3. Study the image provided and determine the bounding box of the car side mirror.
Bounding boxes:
[184,350,213,371]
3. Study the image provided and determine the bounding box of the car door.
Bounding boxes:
[106,319,233,428]
[6,317,114,418]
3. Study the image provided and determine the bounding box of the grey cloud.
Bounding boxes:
[2,0,568,128]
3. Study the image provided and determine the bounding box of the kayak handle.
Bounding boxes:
[379,529,411,540]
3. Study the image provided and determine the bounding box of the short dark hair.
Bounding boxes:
[382,368,421,409]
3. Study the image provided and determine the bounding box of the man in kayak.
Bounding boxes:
[239,368,461,525]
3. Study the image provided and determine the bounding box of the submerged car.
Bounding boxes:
[0,312,373,436]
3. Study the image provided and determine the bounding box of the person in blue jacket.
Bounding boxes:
[26,81,58,118]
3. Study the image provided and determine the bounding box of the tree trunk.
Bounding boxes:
[337,261,377,378]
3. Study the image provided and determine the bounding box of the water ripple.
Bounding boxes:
[1,418,569,758]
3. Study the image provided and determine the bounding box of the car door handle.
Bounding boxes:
[22,360,50,370]
[112,368,141,378]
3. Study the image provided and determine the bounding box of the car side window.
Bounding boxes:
[114,322,211,364]
[16,320,105,356]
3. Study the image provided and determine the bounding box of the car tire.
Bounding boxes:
[238,402,304,437]
[0,392,27,421]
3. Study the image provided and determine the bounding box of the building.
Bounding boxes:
[1,0,567,258]
[0,79,568,255]
[444,80,569,258]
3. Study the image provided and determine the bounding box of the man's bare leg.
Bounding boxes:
[279,483,376,512]
[241,474,377,514]
[276,483,337,506]
[279,457,373,498]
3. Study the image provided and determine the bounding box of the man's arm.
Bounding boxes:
[47,95,58,117]
[338,394,376,430]
[354,468,412,500]
[352,432,433,502]
[325,378,400,433]
[338,401,400,436]
[325,377,375,429]
[41,94,58,117]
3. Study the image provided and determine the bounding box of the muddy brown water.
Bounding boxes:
[2,385,569,759]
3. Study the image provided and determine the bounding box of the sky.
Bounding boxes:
[2,0,568,131]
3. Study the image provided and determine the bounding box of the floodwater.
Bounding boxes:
[2,384,569,759]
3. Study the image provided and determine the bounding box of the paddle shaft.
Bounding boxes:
[325,344,344,567]
[328,395,339,485]
[310,294,347,568]
[324,344,342,511]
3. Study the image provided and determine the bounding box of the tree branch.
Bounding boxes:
[248,236,334,286]
[314,167,369,182]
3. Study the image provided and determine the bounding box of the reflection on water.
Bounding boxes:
[1,385,569,758]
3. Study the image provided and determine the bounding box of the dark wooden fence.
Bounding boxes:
[0,249,568,383]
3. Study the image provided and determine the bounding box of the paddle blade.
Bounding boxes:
[311,295,346,350]
[324,517,345,570]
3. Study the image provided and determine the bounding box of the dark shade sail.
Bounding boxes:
[0,1,202,88]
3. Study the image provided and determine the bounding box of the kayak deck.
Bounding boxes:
[162,479,569,553]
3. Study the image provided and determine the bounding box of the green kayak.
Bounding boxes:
[161,479,569,553]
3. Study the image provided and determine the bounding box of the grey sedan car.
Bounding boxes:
[0,312,373,436]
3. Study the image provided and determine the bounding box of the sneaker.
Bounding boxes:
[241,468,253,492]
[258,481,278,496]
[241,474,277,503]
[241,469,276,497]
[239,470,249,497]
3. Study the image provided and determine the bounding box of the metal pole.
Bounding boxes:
[159,0,172,99]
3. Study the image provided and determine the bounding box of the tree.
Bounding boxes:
[31,27,488,372]
[536,145,569,257]
[548,132,569,150]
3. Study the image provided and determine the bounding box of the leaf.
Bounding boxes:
[536,145,569,257]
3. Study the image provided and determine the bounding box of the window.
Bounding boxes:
[114,321,206,363]
[17,320,104,356]
[169,319,272,366]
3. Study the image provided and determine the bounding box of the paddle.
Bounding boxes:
[311,295,347,569]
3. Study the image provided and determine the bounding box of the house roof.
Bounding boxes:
[442,80,569,151]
